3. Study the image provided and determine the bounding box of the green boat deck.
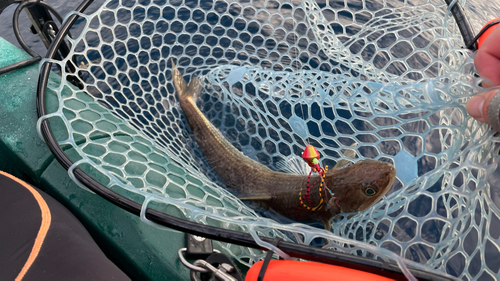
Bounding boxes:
[0,37,191,280]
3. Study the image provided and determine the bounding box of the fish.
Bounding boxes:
[172,62,396,229]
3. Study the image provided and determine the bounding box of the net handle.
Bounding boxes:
[444,0,476,50]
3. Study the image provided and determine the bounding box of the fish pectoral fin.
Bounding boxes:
[323,219,331,231]
[333,142,357,169]
[325,197,341,213]
[237,193,273,201]
[332,159,352,170]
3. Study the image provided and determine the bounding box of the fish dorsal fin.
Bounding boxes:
[238,193,272,201]
[333,143,357,169]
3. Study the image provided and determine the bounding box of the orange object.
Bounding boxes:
[245,260,397,281]
[477,18,500,49]
[302,144,321,167]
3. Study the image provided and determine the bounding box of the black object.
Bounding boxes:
[200,253,243,281]
[257,238,281,281]
[0,56,41,76]
[36,0,473,280]
[0,172,130,281]
[0,0,70,76]
[0,0,15,14]
[466,20,500,50]
[186,234,214,260]
[444,0,475,50]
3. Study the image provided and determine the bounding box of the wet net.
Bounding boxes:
[37,0,500,279]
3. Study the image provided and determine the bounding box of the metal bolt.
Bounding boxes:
[218,263,234,273]
[47,24,56,37]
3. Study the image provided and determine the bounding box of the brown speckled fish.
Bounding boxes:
[172,63,396,229]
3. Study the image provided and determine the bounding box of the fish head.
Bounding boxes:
[325,159,396,213]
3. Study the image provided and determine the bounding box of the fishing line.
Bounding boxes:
[291,16,310,147]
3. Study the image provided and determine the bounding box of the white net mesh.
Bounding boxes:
[38,0,500,279]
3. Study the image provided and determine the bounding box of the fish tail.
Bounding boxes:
[172,59,202,100]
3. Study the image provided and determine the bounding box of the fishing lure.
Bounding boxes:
[297,145,331,217]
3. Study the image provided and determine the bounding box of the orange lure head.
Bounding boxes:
[302,145,321,168]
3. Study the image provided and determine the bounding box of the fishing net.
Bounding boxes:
[37,0,500,279]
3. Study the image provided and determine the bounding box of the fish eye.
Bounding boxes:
[362,183,378,196]
[364,187,376,196]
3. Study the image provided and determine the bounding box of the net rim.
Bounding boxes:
[35,0,475,279]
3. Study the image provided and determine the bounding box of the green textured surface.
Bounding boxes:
[0,37,31,67]
[0,37,53,184]
[0,37,189,280]
[39,159,189,280]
